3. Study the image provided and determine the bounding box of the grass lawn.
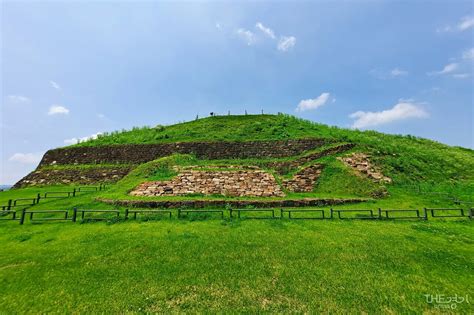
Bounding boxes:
[1,217,473,313]
[1,185,473,313]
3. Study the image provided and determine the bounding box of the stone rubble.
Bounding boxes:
[338,153,392,183]
[282,164,324,192]
[131,169,285,197]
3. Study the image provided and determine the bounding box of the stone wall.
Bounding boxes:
[267,143,355,174]
[98,197,367,209]
[13,166,133,188]
[338,153,392,183]
[39,139,329,166]
[131,170,284,197]
[282,164,324,192]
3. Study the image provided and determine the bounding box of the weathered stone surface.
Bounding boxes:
[98,197,367,209]
[338,153,392,183]
[131,170,285,197]
[38,139,330,166]
[267,143,355,174]
[282,164,324,192]
[13,166,134,188]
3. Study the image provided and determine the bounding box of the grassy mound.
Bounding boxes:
[68,114,473,187]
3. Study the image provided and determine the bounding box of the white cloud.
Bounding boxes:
[458,16,474,31]
[255,22,276,39]
[97,113,106,119]
[370,68,408,79]
[215,22,221,30]
[349,100,428,129]
[296,93,331,112]
[390,68,408,76]
[462,48,474,60]
[9,153,42,164]
[8,95,31,103]
[452,73,471,79]
[64,132,103,145]
[236,28,256,45]
[437,16,474,33]
[49,80,61,90]
[277,36,296,51]
[48,105,69,115]
[428,62,459,75]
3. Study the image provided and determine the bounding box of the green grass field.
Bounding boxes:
[1,184,473,313]
[1,213,473,313]
[2,114,473,313]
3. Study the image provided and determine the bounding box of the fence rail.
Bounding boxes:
[4,207,473,225]
[330,209,378,220]
[177,209,224,219]
[0,185,108,211]
[378,209,426,220]
[425,208,468,218]
[281,208,326,219]
[125,209,172,219]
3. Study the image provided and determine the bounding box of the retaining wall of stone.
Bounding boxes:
[131,170,284,197]
[39,139,330,166]
[97,197,367,209]
[13,166,134,188]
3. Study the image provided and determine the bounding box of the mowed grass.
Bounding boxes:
[1,218,473,313]
[1,183,473,313]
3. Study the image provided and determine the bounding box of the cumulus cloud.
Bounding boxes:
[390,68,408,76]
[64,132,103,145]
[255,22,276,39]
[49,80,61,90]
[452,73,471,79]
[428,63,459,75]
[296,93,331,112]
[236,28,256,45]
[437,16,474,33]
[9,153,42,164]
[48,105,69,115]
[458,16,474,31]
[370,68,409,79]
[8,95,31,103]
[462,48,474,60]
[277,36,296,51]
[349,100,428,129]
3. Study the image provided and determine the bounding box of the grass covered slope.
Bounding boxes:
[70,114,473,184]
[63,114,474,199]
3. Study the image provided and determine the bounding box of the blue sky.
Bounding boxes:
[1,1,473,184]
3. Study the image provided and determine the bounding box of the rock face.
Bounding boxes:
[267,143,354,174]
[38,139,330,166]
[339,153,392,183]
[13,166,133,188]
[282,164,324,192]
[131,170,285,197]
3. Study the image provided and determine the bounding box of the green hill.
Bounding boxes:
[1,114,473,313]
[71,114,473,182]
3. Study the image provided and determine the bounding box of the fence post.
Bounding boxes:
[124,209,129,220]
[378,208,382,219]
[229,208,233,219]
[72,208,77,222]
[330,208,334,219]
[19,209,26,225]
[36,193,41,204]
[72,188,76,197]
[423,208,428,220]
[7,199,12,211]
[469,208,473,220]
